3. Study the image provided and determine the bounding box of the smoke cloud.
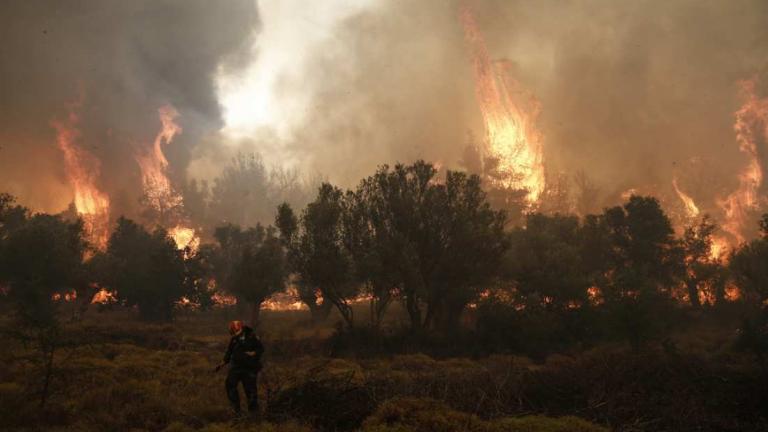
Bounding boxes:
[211,0,768,218]
[3,0,768,236]
[0,0,258,215]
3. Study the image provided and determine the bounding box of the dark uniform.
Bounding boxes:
[222,325,264,415]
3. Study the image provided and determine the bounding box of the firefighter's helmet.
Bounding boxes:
[228,320,244,335]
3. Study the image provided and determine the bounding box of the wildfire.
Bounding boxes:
[52,290,77,302]
[169,225,200,252]
[672,177,700,219]
[91,288,117,304]
[718,78,768,244]
[136,105,184,212]
[460,5,545,206]
[52,101,111,249]
[135,105,199,250]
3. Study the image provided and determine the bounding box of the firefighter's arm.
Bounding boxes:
[215,339,234,371]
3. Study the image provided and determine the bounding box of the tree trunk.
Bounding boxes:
[250,301,262,328]
[405,293,421,331]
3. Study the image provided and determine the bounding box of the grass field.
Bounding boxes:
[1,304,765,431]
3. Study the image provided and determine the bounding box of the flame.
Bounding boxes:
[135,105,199,250]
[211,291,238,306]
[169,225,199,252]
[52,290,77,302]
[460,5,545,206]
[724,283,741,301]
[718,78,768,244]
[91,288,117,304]
[52,102,110,249]
[136,105,184,212]
[672,177,700,219]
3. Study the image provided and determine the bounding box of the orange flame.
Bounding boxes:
[135,105,199,251]
[672,177,700,219]
[52,102,111,249]
[718,78,768,244]
[136,105,184,212]
[460,5,545,206]
[169,225,199,252]
[91,288,117,304]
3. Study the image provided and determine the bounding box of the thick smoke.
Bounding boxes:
[0,0,258,215]
[3,0,768,235]
[229,0,768,218]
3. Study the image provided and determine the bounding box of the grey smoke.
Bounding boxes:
[0,0,259,216]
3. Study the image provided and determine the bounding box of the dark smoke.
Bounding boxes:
[0,0,258,215]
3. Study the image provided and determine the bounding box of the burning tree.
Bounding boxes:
[681,216,727,307]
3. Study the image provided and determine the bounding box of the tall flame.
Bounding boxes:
[136,105,184,213]
[136,105,199,251]
[52,102,111,249]
[718,78,768,244]
[460,5,545,206]
[672,176,700,219]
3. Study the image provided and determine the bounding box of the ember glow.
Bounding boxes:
[460,5,545,206]
[91,288,117,304]
[52,102,111,249]
[718,78,768,245]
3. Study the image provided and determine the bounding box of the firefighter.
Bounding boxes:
[215,320,264,417]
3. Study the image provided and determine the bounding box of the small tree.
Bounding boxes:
[276,203,333,322]
[276,184,359,328]
[681,215,724,307]
[504,213,591,310]
[731,214,768,304]
[354,162,507,332]
[99,217,187,321]
[0,212,87,407]
[213,223,287,326]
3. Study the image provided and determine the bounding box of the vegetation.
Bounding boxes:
[1,161,768,431]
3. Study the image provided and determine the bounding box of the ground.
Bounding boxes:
[0,304,765,431]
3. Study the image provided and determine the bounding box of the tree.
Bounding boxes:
[276,203,333,322]
[98,218,187,321]
[0,212,87,407]
[681,215,724,307]
[289,184,358,328]
[212,223,287,326]
[594,196,684,346]
[209,152,271,227]
[355,162,507,332]
[731,214,768,304]
[601,195,684,299]
[504,213,591,310]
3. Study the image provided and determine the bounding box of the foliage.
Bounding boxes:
[681,215,725,307]
[95,217,187,321]
[0,210,87,408]
[353,161,507,331]
[212,223,288,326]
[277,184,359,328]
